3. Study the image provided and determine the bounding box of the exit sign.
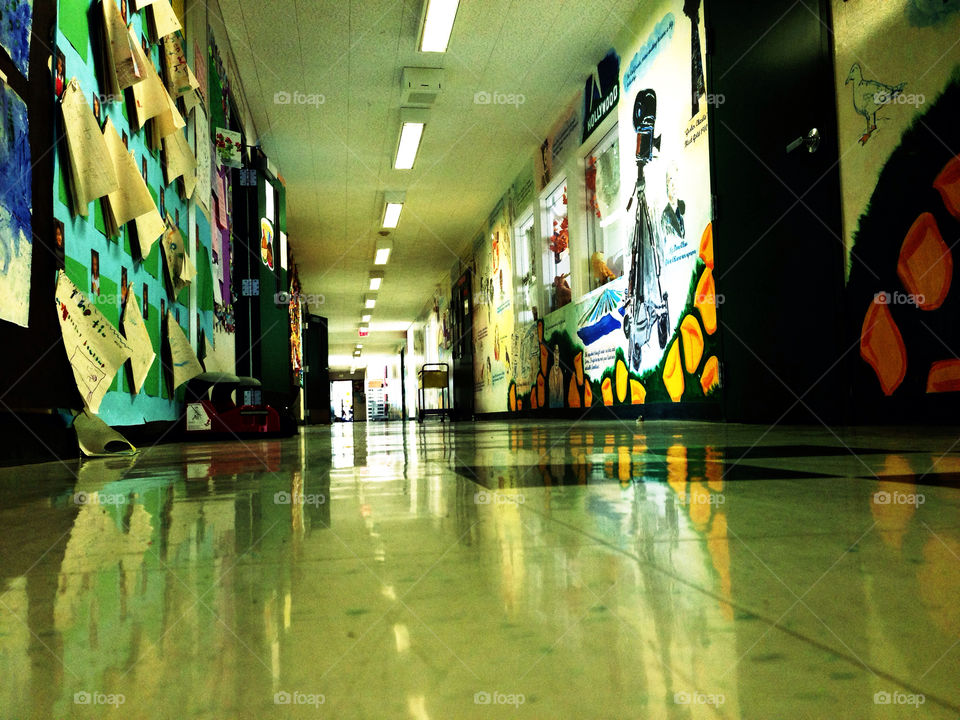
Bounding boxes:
[359,328,369,337]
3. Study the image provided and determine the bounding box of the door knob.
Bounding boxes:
[786,128,820,154]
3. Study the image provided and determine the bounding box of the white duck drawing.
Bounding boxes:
[845,63,907,145]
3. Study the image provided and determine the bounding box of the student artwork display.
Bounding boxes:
[0,80,32,328]
[101,118,155,236]
[55,272,133,413]
[0,0,33,78]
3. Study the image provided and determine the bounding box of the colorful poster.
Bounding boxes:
[0,81,32,327]
[55,272,133,413]
[0,0,33,78]
[260,218,274,269]
[214,127,242,168]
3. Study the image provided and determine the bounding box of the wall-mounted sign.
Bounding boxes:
[583,50,621,143]
[359,328,369,338]
[260,218,275,269]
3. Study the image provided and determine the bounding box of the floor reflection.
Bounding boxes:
[0,420,958,718]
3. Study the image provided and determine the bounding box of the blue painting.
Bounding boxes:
[0,81,32,327]
[0,0,32,78]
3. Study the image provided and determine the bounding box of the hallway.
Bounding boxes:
[1,420,958,718]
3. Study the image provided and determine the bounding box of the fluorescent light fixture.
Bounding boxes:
[356,344,363,349]
[382,191,405,229]
[374,238,393,265]
[365,294,377,309]
[394,109,428,170]
[361,314,372,323]
[369,270,384,291]
[419,0,460,53]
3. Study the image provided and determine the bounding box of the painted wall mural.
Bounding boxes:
[0,81,32,328]
[833,1,960,404]
[0,0,33,78]
[473,0,720,416]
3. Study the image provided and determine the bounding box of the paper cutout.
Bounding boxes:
[128,28,170,129]
[215,171,228,228]
[121,289,155,393]
[150,81,185,142]
[101,0,141,95]
[133,0,160,9]
[0,0,32,79]
[56,272,133,413]
[74,410,137,457]
[62,79,120,217]
[102,118,156,229]
[166,311,203,389]
[0,81,32,328]
[149,0,181,41]
[215,128,242,168]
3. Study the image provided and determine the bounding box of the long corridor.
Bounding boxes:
[1,420,959,718]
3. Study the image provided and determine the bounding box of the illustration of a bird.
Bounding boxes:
[845,63,907,145]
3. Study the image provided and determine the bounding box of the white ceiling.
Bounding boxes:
[215,0,643,367]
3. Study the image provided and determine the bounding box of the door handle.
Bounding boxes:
[786,127,820,154]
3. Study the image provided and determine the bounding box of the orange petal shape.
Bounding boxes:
[695,269,717,334]
[700,355,720,395]
[861,299,907,395]
[630,379,646,404]
[574,352,584,386]
[680,315,705,374]
[926,359,960,393]
[601,377,614,406]
[540,344,548,375]
[537,373,545,407]
[663,339,685,402]
[898,212,952,311]
[933,154,960,220]
[584,381,592,407]
[699,222,714,269]
[509,383,517,412]
[567,375,581,408]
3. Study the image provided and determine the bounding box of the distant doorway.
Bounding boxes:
[331,381,354,422]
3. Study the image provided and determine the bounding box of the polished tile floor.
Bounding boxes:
[1,419,959,719]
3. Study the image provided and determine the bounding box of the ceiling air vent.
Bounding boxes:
[401,67,444,107]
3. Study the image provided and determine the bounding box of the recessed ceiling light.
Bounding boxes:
[365,295,377,309]
[361,314,372,323]
[374,238,393,265]
[419,0,460,53]
[395,109,428,170]
[383,203,403,229]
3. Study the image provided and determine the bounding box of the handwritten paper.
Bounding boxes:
[133,206,165,259]
[161,127,196,185]
[194,109,211,210]
[121,289,155,393]
[102,118,155,228]
[101,0,141,95]
[61,79,119,217]
[149,0,181,41]
[56,271,133,413]
[128,28,169,129]
[166,312,203,389]
[162,34,191,97]
[150,80,185,142]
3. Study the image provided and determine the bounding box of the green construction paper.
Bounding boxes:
[59,0,90,64]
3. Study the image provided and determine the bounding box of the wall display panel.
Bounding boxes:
[52,0,219,426]
[834,1,960,411]
[474,0,720,416]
